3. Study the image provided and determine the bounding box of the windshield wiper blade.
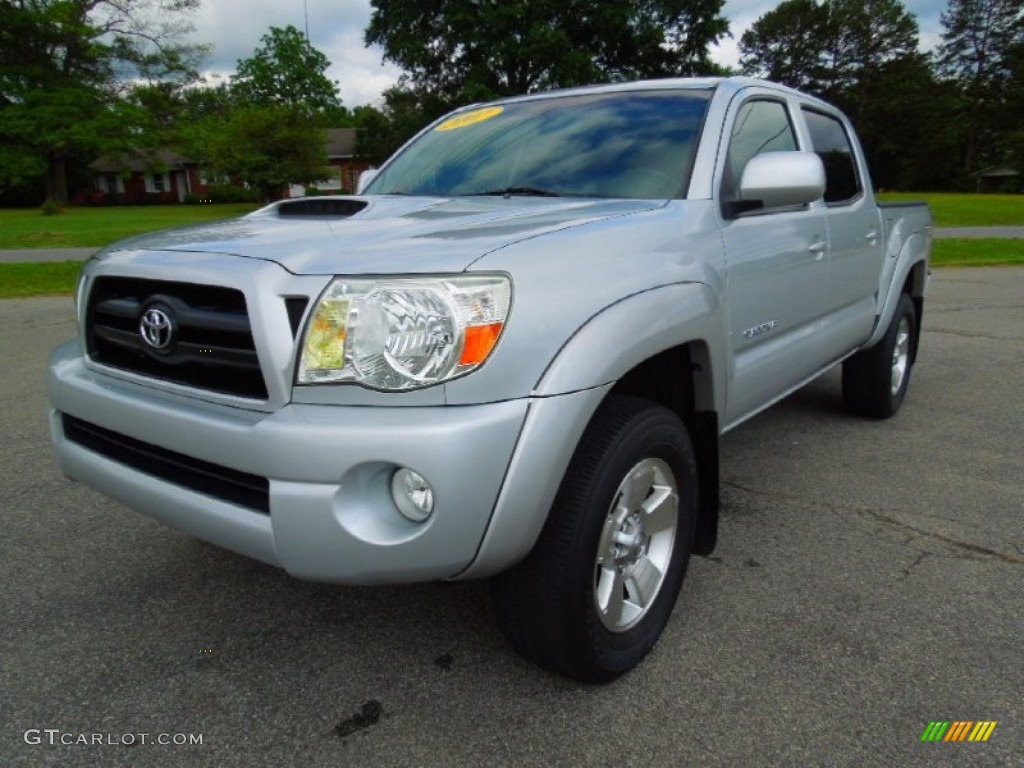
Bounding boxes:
[467,186,566,198]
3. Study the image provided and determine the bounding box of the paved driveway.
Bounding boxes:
[1,268,1021,767]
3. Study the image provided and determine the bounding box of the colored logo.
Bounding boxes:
[921,721,997,742]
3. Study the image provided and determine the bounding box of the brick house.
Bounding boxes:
[286,128,371,197]
[88,149,204,204]
[90,128,370,203]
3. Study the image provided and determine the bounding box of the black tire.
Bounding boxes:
[492,395,698,683]
[842,292,917,418]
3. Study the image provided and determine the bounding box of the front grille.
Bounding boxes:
[62,414,270,513]
[85,277,267,399]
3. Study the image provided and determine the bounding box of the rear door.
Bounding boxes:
[800,107,884,352]
[717,92,830,427]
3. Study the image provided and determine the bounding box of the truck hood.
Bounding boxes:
[105,195,664,275]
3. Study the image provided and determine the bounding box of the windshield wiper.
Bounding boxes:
[467,186,567,198]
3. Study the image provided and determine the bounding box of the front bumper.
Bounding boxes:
[48,341,529,584]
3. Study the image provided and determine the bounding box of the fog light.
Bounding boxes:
[391,468,434,522]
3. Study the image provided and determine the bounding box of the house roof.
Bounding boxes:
[90,149,192,174]
[325,128,357,158]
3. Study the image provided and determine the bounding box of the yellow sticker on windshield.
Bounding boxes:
[435,106,504,132]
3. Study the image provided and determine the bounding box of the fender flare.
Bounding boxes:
[458,282,726,579]
[533,281,726,413]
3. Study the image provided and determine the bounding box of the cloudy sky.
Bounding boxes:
[186,0,947,108]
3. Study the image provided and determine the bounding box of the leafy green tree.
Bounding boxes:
[192,105,328,202]
[740,0,919,105]
[181,26,345,201]
[366,0,729,108]
[938,0,1024,175]
[739,0,944,189]
[852,54,962,189]
[230,25,343,119]
[0,0,201,203]
[739,0,833,92]
[353,85,451,165]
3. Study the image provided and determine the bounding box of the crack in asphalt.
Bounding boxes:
[856,506,1023,565]
[929,303,1024,313]
[722,479,1023,566]
[900,551,932,579]
[925,327,1023,343]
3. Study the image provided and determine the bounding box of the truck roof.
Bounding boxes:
[461,76,834,113]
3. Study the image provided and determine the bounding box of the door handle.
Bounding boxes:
[865,230,879,244]
[808,239,828,259]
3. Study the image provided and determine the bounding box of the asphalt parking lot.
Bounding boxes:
[2,267,1021,767]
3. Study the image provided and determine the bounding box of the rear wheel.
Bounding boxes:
[842,293,917,418]
[492,395,698,682]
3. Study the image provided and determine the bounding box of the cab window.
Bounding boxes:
[722,99,798,205]
[802,108,861,204]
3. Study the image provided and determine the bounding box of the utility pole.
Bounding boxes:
[304,0,310,43]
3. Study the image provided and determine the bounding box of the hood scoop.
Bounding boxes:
[277,198,368,218]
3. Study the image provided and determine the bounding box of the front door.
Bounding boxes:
[717,94,830,428]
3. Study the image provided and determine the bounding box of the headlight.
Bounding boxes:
[298,275,511,390]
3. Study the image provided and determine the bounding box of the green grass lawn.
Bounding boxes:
[876,192,1024,227]
[0,203,259,249]
[932,238,1024,266]
[0,261,82,298]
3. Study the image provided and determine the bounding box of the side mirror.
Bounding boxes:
[737,151,825,210]
[356,169,379,195]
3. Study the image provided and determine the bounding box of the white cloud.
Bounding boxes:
[187,0,401,106]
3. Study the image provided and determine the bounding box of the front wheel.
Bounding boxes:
[842,293,917,418]
[492,395,698,682]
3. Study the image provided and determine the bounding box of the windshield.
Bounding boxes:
[367,89,712,200]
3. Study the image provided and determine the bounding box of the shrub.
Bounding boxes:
[41,198,63,215]
[202,184,261,204]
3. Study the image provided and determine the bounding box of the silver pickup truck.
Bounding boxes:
[48,77,931,682]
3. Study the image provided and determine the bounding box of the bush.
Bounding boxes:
[41,198,63,215]
[202,184,261,204]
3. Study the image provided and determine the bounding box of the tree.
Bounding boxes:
[938,0,1024,175]
[740,0,919,105]
[739,0,832,92]
[193,105,328,202]
[230,25,343,119]
[739,0,942,188]
[353,85,451,165]
[0,0,201,203]
[365,0,729,108]
[180,26,343,201]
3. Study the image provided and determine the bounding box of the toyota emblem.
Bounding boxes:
[139,306,175,349]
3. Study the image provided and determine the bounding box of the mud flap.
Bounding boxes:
[689,410,719,555]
